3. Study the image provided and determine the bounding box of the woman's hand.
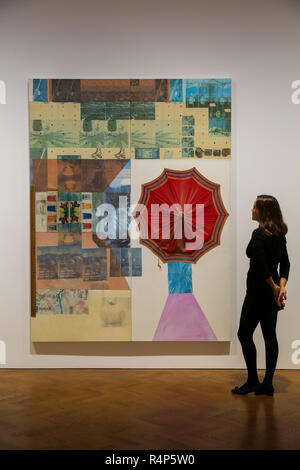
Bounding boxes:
[272,284,287,308]
[278,286,287,308]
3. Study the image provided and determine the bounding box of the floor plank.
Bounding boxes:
[0,369,299,450]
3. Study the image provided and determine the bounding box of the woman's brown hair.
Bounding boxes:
[255,195,288,237]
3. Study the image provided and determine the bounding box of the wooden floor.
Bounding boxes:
[0,369,299,450]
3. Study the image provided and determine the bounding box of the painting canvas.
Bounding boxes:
[29,78,232,341]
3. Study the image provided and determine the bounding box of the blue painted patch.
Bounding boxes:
[120,247,130,276]
[182,137,194,147]
[209,116,231,136]
[104,181,130,246]
[109,247,142,277]
[30,159,33,185]
[170,79,183,102]
[131,248,142,276]
[81,248,107,281]
[92,192,104,233]
[168,262,193,294]
[33,79,48,102]
[69,223,81,233]
[121,248,142,277]
[68,192,81,201]
[182,115,195,126]
[182,148,194,158]
[185,78,231,107]
[135,148,160,159]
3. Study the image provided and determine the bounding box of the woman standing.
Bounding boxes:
[232,195,290,396]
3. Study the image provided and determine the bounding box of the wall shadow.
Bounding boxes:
[31,341,231,356]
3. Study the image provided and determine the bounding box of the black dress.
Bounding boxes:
[236,226,291,386]
[245,226,290,311]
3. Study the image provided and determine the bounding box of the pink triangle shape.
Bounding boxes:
[153,293,217,341]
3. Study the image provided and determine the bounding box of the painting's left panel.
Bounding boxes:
[29,79,136,341]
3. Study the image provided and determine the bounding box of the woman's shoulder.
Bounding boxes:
[252,227,269,239]
[253,226,286,243]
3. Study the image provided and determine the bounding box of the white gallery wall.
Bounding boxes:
[0,0,299,368]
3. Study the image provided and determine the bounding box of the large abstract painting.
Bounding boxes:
[29,78,231,341]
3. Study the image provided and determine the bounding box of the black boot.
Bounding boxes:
[232,379,261,395]
[254,381,274,396]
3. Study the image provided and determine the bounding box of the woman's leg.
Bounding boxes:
[237,294,261,385]
[259,306,279,386]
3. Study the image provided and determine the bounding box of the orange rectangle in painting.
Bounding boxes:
[80,79,131,101]
[83,203,92,209]
[48,159,58,189]
[130,79,156,101]
[47,216,56,223]
[129,79,169,102]
[36,233,58,247]
[81,232,97,249]
[33,160,47,191]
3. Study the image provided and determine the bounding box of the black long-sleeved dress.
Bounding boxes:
[245,226,290,311]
